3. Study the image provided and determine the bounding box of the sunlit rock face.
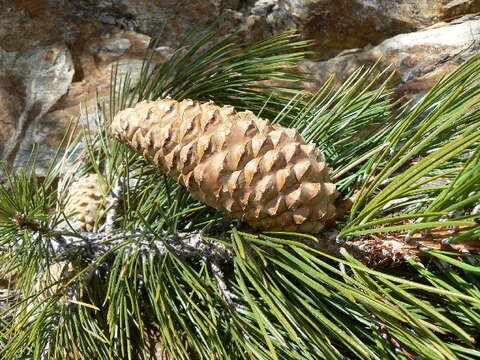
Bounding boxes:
[0,0,479,175]
[300,16,480,98]
[243,0,480,60]
[0,1,165,174]
[0,45,74,174]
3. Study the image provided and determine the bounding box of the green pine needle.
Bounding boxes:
[0,29,479,360]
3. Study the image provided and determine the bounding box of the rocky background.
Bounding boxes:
[0,0,479,174]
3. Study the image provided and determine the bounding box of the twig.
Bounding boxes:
[0,288,15,323]
[40,337,52,360]
[52,230,233,264]
[211,261,237,306]
[99,177,123,233]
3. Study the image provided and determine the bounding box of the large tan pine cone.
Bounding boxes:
[111,99,338,233]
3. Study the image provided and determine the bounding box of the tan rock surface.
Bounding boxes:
[0,0,479,176]
[0,44,74,174]
[0,0,165,174]
[301,16,480,97]
[246,0,480,59]
[41,29,160,150]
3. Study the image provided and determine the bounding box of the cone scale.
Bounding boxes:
[111,99,338,233]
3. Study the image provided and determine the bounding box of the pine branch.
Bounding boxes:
[2,29,480,360]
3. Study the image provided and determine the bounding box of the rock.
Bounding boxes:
[244,0,296,41]
[3,0,480,61]
[0,0,174,176]
[101,38,132,57]
[0,0,102,52]
[245,15,271,43]
[0,73,24,160]
[86,0,240,46]
[441,0,480,18]
[40,29,163,155]
[0,45,74,174]
[245,0,480,59]
[0,16,163,174]
[301,16,480,97]
[1,0,479,177]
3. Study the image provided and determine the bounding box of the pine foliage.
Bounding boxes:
[0,30,479,360]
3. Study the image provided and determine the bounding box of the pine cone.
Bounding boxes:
[111,99,338,233]
[63,173,107,231]
[35,261,75,299]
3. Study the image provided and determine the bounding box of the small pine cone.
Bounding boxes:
[111,99,338,233]
[63,173,107,231]
[35,262,75,297]
[24,262,76,319]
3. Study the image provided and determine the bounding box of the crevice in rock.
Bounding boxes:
[5,101,42,164]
